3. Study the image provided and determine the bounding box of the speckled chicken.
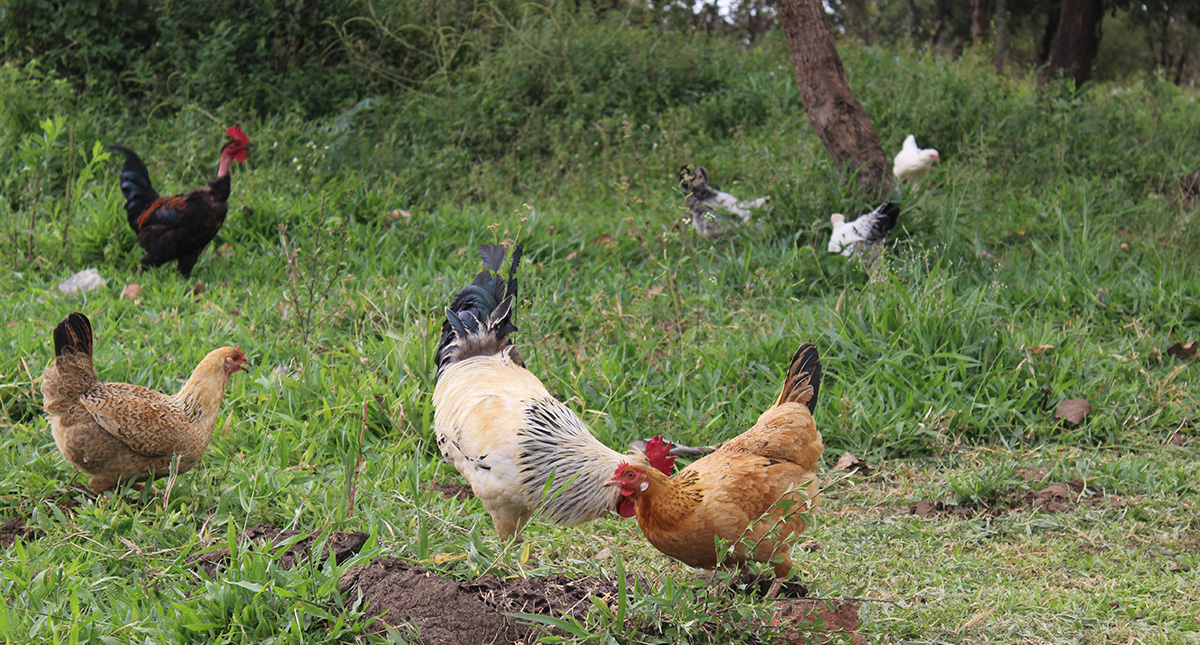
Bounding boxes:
[40,313,248,492]
[679,165,769,240]
[432,244,677,538]
[606,343,823,578]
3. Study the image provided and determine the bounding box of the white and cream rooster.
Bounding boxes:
[432,244,678,537]
[892,134,940,182]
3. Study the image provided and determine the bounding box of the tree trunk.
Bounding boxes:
[1041,0,1104,86]
[1038,8,1060,65]
[971,0,991,44]
[993,0,1007,73]
[777,0,892,198]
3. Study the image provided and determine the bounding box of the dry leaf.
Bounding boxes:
[565,251,578,261]
[594,234,615,248]
[913,500,938,519]
[190,282,207,298]
[646,285,665,297]
[1169,432,1187,446]
[958,607,996,632]
[120,283,142,300]
[1167,341,1198,360]
[1054,399,1091,426]
[1021,344,1055,354]
[832,451,869,473]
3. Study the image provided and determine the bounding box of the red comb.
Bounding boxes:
[226,125,249,145]
[613,460,630,475]
[645,436,677,476]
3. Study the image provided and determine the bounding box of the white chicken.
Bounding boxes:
[892,134,940,182]
[828,202,901,257]
[432,244,678,537]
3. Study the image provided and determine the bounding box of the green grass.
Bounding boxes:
[1,25,1199,644]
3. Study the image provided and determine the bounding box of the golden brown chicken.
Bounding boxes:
[606,343,823,578]
[40,313,248,492]
[433,244,678,538]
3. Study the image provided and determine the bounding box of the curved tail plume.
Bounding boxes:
[435,244,524,379]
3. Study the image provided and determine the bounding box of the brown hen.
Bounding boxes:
[40,313,248,492]
[606,343,823,578]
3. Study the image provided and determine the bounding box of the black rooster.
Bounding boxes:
[109,126,250,277]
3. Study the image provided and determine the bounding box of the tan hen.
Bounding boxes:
[41,313,248,492]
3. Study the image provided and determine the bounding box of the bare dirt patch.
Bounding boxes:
[190,524,369,578]
[0,518,43,548]
[341,558,842,644]
[913,479,1120,519]
[339,558,620,644]
[773,598,866,645]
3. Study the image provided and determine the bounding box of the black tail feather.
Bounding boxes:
[108,145,159,230]
[878,202,901,230]
[435,244,524,377]
[776,343,821,414]
[53,313,93,358]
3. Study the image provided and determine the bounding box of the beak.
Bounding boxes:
[602,475,621,488]
[239,360,252,373]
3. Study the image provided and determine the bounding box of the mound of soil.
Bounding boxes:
[466,573,618,621]
[340,558,629,645]
[348,556,624,642]
[190,524,369,578]
[341,557,837,644]
[913,479,1117,519]
[773,598,866,645]
[340,559,527,644]
[0,518,43,548]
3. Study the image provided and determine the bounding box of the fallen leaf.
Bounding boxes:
[913,500,938,519]
[832,451,869,473]
[1021,344,1055,354]
[120,283,142,300]
[1167,341,1198,360]
[565,251,578,261]
[190,282,207,298]
[1054,399,1091,426]
[594,234,615,248]
[958,607,996,632]
[646,285,665,297]
[1169,432,1187,446]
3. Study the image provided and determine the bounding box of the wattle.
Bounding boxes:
[617,496,636,518]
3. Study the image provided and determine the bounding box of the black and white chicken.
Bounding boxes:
[679,165,769,240]
[827,202,901,257]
